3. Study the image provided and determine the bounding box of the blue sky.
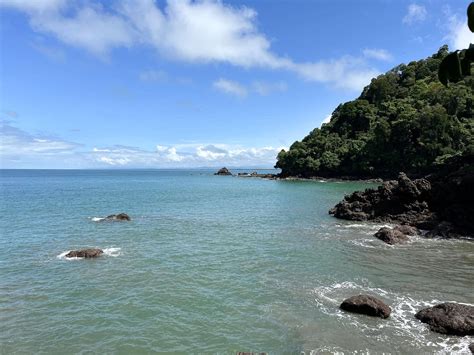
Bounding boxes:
[0,0,472,168]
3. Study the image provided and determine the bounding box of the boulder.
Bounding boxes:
[105,213,131,221]
[374,227,409,245]
[340,294,391,318]
[214,167,232,176]
[415,303,474,335]
[65,248,103,258]
[469,343,474,354]
[393,224,419,236]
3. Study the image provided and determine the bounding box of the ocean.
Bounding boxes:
[0,169,472,353]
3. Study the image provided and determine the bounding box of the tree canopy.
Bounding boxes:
[276,46,474,178]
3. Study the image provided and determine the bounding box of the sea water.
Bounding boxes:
[0,169,472,353]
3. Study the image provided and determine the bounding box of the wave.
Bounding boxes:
[311,281,473,354]
[57,247,122,260]
[91,217,105,222]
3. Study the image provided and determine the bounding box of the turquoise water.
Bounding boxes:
[0,169,473,354]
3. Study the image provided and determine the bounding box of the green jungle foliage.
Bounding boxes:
[276,46,474,178]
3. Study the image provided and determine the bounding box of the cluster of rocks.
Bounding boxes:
[63,213,130,259]
[237,171,276,179]
[65,248,103,258]
[330,165,474,239]
[340,295,474,337]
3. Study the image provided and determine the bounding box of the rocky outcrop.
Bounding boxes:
[65,248,103,258]
[415,303,474,336]
[105,213,131,221]
[329,172,434,225]
[214,167,233,176]
[330,155,474,239]
[340,294,391,318]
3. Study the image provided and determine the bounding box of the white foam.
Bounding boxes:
[311,281,474,354]
[91,217,105,222]
[57,247,121,259]
[103,247,121,257]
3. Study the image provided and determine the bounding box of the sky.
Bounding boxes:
[0,0,472,169]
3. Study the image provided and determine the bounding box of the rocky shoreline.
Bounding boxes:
[329,154,474,240]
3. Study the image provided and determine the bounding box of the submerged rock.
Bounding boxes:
[65,248,103,258]
[415,303,474,335]
[105,213,131,221]
[214,167,232,176]
[340,294,391,318]
[374,227,409,245]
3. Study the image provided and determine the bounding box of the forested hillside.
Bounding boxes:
[276,46,474,178]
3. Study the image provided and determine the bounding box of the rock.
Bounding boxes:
[214,167,232,176]
[106,213,131,221]
[65,248,103,258]
[394,224,419,236]
[340,294,391,318]
[469,343,474,354]
[374,227,409,245]
[330,155,474,239]
[415,303,474,335]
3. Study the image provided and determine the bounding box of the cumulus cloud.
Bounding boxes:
[403,4,427,25]
[1,0,379,91]
[363,48,393,62]
[445,12,473,50]
[0,122,284,168]
[213,78,248,97]
[291,56,380,91]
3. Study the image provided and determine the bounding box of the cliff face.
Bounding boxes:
[276,46,474,179]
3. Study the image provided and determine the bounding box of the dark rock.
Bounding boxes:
[340,294,391,318]
[214,167,232,176]
[65,248,103,258]
[106,213,131,221]
[374,227,409,245]
[393,224,419,236]
[330,158,474,239]
[469,343,474,354]
[415,303,474,335]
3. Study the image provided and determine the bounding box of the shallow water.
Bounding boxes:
[0,169,472,353]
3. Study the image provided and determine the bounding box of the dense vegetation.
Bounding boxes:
[276,46,474,178]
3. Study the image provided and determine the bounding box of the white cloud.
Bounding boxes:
[322,114,331,126]
[363,48,393,62]
[0,122,81,155]
[445,12,473,50]
[213,78,248,97]
[403,4,427,25]
[1,0,379,91]
[0,0,65,13]
[291,56,380,91]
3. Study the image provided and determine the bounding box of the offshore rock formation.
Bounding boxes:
[105,213,131,221]
[214,167,233,176]
[330,155,474,238]
[415,303,474,336]
[65,248,103,258]
[340,294,391,318]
